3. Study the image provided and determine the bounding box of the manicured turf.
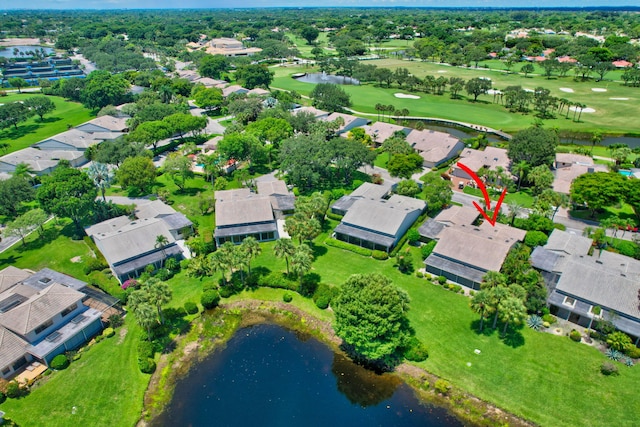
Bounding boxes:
[0,93,94,155]
[271,61,640,135]
[0,316,149,427]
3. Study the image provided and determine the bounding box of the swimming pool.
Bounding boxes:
[619,170,632,177]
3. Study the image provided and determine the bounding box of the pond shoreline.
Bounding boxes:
[138,300,534,427]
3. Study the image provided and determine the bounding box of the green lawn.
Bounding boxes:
[463,186,534,208]
[0,316,149,427]
[374,151,389,168]
[570,201,638,225]
[271,60,640,134]
[0,93,94,155]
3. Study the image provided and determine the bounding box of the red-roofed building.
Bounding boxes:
[612,60,633,68]
[556,56,577,64]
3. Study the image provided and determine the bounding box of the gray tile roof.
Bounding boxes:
[407,129,464,165]
[453,146,511,176]
[544,229,593,255]
[432,205,480,227]
[431,223,525,272]
[555,255,640,321]
[0,148,84,173]
[215,193,274,228]
[22,268,87,292]
[349,182,392,200]
[361,122,410,143]
[84,216,132,236]
[270,194,295,212]
[256,180,290,196]
[292,106,330,119]
[334,223,396,248]
[0,283,84,336]
[418,219,445,240]
[0,266,31,293]
[112,245,182,278]
[530,247,565,273]
[214,222,278,239]
[81,115,128,132]
[341,196,425,238]
[91,217,175,266]
[0,326,28,370]
[34,129,101,150]
[161,213,193,231]
[135,199,178,219]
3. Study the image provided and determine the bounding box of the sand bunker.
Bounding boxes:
[610,97,629,100]
[559,87,574,93]
[487,89,502,95]
[479,77,492,81]
[523,88,535,93]
[569,106,596,113]
[591,88,607,92]
[437,70,448,73]
[394,93,420,99]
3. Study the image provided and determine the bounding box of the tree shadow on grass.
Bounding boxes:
[470,319,498,337]
[175,187,202,197]
[501,328,525,348]
[0,255,21,268]
[311,242,328,258]
[40,116,62,124]
[1,124,41,140]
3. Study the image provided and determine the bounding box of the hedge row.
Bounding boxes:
[325,238,373,257]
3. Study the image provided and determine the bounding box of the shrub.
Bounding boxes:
[527,315,544,331]
[94,334,105,343]
[605,348,623,361]
[102,327,115,338]
[404,337,429,362]
[542,321,550,328]
[155,268,172,281]
[553,223,566,231]
[421,241,437,259]
[406,229,421,244]
[138,357,156,374]
[218,286,235,298]
[0,391,6,404]
[43,369,52,376]
[625,346,640,359]
[108,314,124,328]
[372,250,389,260]
[138,340,154,359]
[5,382,24,399]
[434,379,451,394]
[622,356,634,367]
[616,240,638,258]
[201,290,221,309]
[184,301,199,315]
[607,331,632,352]
[51,354,70,370]
[313,283,334,310]
[437,276,447,285]
[325,211,344,221]
[121,279,139,290]
[569,330,582,342]
[83,256,108,275]
[600,362,619,376]
[542,314,557,324]
[416,271,424,278]
[324,238,372,257]
[283,292,293,303]
[524,230,549,248]
[258,271,297,290]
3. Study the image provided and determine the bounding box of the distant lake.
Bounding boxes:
[154,323,464,427]
[0,46,54,58]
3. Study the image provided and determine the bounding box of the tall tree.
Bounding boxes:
[274,238,296,275]
[36,165,97,235]
[86,162,114,202]
[235,64,274,89]
[470,290,493,332]
[155,234,170,267]
[134,303,157,341]
[163,152,194,191]
[24,96,56,121]
[80,70,130,110]
[290,243,314,285]
[570,172,626,218]
[241,236,261,277]
[508,127,559,168]
[465,77,492,102]
[310,83,352,112]
[511,160,530,191]
[333,273,412,367]
[0,176,34,218]
[198,54,229,79]
[499,297,528,335]
[117,156,157,194]
[144,278,172,324]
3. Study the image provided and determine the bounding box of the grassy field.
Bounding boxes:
[0,93,93,155]
[271,60,640,134]
[0,316,149,427]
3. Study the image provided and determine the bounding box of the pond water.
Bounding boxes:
[154,323,463,427]
[294,72,360,85]
[0,45,54,58]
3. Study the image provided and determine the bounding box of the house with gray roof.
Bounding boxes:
[0,267,103,378]
[74,115,128,134]
[86,200,193,283]
[320,112,369,135]
[0,147,86,175]
[333,185,426,252]
[33,129,103,152]
[531,229,640,343]
[450,146,511,180]
[292,106,330,119]
[214,188,280,245]
[406,129,465,168]
[256,179,295,219]
[421,205,526,289]
[360,122,410,146]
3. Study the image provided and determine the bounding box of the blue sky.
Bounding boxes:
[4,0,640,10]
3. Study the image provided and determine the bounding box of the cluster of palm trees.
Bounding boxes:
[374,103,397,122]
[583,215,638,249]
[127,277,173,340]
[470,271,528,336]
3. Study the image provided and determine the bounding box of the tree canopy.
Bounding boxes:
[333,273,412,367]
[310,83,352,112]
[570,172,626,217]
[508,127,559,168]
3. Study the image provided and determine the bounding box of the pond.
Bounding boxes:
[294,72,360,85]
[0,45,54,58]
[153,323,463,427]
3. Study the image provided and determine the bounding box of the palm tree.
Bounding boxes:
[512,161,529,191]
[208,250,231,286]
[577,103,586,122]
[480,271,507,290]
[87,162,114,202]
[290,244,313,285]
[489,285,510,330]
[274,238,296,275]
[241,236,261,277]
[12,162,35,180]
[127,289,148,312]
[144,279,172,324]
[470,290,492,332]
[134,303,157,341]
[499,296,528,336]
[155,234,170,267]
[507,201,523,226]
[217,241,237,284]
[232,247,248,286]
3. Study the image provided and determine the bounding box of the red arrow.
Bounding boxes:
[456,162,507,227]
